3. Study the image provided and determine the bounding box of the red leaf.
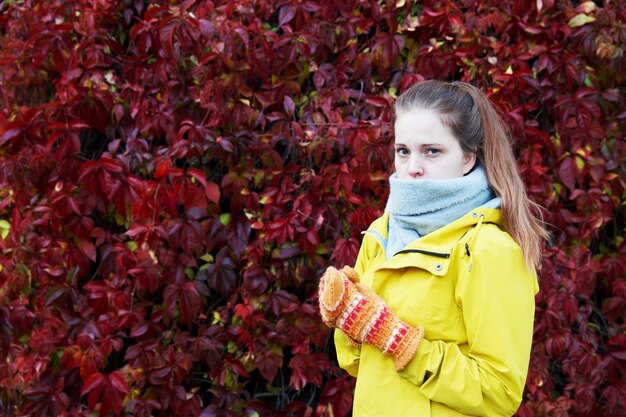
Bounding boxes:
[228,359,250,378]
[154,159,171,180]
[208,250,237,295]
[234,27,249,50]
[159,19,176,55]
[130,322,149,338]
[180,281,201,325]
[61,346,82,370]
[0,127,22,146]
[331,237,360,267]
[289,354,325,390]
[273,290,299,314]
[610,351,626,361]
[125,224,148,238]
[601,89,621,102]
[164,283,179,320]
[278,5,296,27]
[45,131,65,149]
[81,371,105,398]
[319,377,354,417]
[188,168,220,204]
[558,157,577,192]
[234,300,255,321]
[78,160,99,182]
[204,181,220,205]
[76,237,97,262]
[283,96,295,117]
[306,230,319,246]
[100,157,124,173]
[242,266,269,296]
[113,104,124,123]
[108,371,129,394]
[254,348,283,383]
[81,371,128,416]
[365,96,390,108]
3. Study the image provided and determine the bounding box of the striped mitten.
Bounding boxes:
[318,266,425,371]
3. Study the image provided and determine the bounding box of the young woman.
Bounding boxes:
[319,80,547,416]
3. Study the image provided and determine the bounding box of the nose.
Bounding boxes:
[408,155,424,178]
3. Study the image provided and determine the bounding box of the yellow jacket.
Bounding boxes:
[335,207,538,417]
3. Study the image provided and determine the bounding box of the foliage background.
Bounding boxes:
[0,0,625,416]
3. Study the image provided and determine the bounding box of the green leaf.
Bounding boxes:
[568,13,595,28]
[200,253,214,263]
[220,213,231,226]
[0,219,10,239]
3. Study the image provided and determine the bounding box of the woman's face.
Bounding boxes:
[394,108,476,180]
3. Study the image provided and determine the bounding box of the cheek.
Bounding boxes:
[393,155,402,169]
[435,158,465,179]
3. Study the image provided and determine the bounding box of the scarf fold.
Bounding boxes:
[385,166,500,259]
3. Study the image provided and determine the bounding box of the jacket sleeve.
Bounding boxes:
[333,233,375,377]
[398,233,538,416]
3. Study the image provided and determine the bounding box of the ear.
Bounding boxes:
[462,152,477,175]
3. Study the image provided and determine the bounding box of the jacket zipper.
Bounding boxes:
[396,249,451,258]
[363,230,451,259]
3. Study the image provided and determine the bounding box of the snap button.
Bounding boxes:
[435,264,443,271]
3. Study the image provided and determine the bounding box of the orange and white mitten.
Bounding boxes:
[318,266,425,371]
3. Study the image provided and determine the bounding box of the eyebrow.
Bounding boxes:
[394,142,444,147]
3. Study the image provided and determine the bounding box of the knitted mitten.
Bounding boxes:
[318,266,425,371]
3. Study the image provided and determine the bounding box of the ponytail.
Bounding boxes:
[460,85,548,271]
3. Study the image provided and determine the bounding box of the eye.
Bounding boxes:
[425,148,440,156]
[395,147,409,156]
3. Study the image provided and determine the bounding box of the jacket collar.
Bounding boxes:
[363,208,504,276]
[365,207,503,256]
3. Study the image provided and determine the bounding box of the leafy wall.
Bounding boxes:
[0,0,625,416]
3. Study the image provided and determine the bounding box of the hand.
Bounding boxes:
[318,266,425,371]
[318,266,362,345]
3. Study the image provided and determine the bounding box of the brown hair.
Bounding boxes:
[394,80,547,271]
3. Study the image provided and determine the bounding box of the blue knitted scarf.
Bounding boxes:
[385,166,500,259]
